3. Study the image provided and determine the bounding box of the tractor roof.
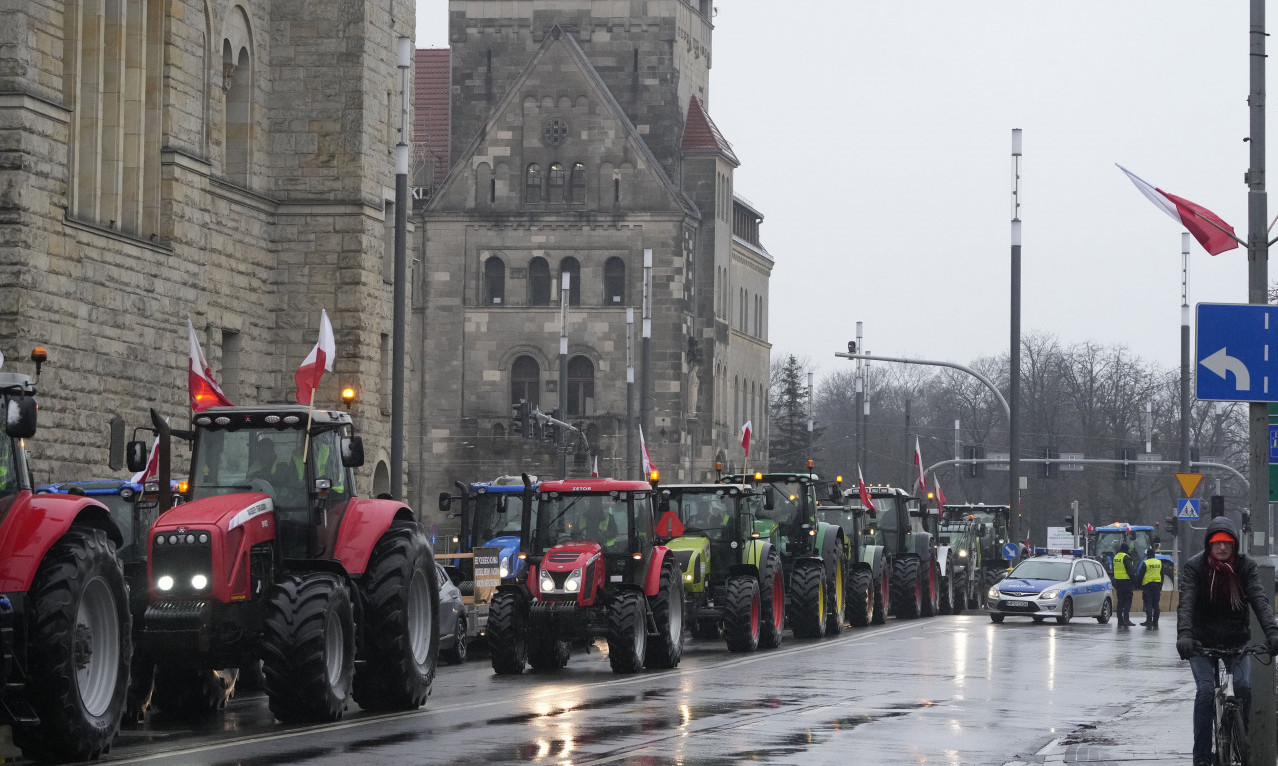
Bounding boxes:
[539,478,652,493]
[192,405,354,428]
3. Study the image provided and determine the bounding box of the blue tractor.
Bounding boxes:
[1087,522,1175,589]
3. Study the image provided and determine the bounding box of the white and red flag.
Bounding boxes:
[188,319,232,412]
[592,455,599,478]
[933,476,947,513]
[129,434,161,484]
[857,465,876,512]
[740,420,753,457]
[1117,164,1240,255]
[1024,530,1033,557]
[295,309,335,406]
[913,436,926,494]
[639,426,656,478]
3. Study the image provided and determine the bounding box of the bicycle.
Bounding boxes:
[1195,644,1272,766]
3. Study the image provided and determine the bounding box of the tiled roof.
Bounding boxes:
[680,95,739,166]
[413,48,451,192]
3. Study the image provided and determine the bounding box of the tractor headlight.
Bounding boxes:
[540,570,555,593]
[1040,588,1061,600]
[191,574,209,591]
[684,572,693,582]
[157,575,175,592]
[986,586,1000,600]
[958,549,968,558]
[563,568,582,593]
[499,556,510,578]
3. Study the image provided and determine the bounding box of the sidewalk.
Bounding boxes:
[1034,681,1196,765]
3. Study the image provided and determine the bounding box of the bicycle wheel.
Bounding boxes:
[1217,700,1249,766]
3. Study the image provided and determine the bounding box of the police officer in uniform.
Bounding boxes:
[1134,547,1163,628]
[1112,542,1137,627]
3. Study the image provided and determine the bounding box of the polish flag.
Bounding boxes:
[592,455,599,478]
[933,477,947,513]
[857,465,876,512]
[129,435,161,484]
[1117,164,1239,255]
[188,319,232,412]
[639,426,656,478]
[295,309,335,406]
[740,420,753,457]
[913,436,926,494]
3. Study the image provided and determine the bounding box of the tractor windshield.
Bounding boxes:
[816,506,858,537]
[1093,532,1127,558]
[868,496,900,544]
[190,427,308,503]
[671,491,735,543]
[758,479,807,529]
[472,493,527,543]
[536,491,649,554]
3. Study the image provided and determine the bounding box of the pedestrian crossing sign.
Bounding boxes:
[1177,497,1200,520]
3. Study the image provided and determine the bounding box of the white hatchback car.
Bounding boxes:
[987,555,1114,625]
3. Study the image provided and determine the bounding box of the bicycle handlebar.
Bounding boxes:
[1194,644,1273,664]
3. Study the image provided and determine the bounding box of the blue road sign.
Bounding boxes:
[1177,498,1200,520]
[1196,303,1278,402]
[1002,542,1020,561]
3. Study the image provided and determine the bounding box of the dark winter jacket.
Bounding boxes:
[1176,516,1278,648]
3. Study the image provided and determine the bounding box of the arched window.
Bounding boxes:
[569,162,586,203]
[548,163,565,201]
[484,256,505,304]
[603,257,626,305]
[525,163,542,204]
[528,257,551,305]
[567,356,595,415]
[559,257,581,306]
[511,356,540,407]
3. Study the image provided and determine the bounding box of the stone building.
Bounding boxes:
[1,0,415,490]
[411,0,774,505]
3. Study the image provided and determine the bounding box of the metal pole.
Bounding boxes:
[854,322,864,473]
[807,371,814,462]
[559,273,570,478]
[641,249,652,459]
[391,36,411,500]
[1246,0,1274,759]
[1180,231,1192,478]
[626,307,635,479]
[1010,128,1023,537]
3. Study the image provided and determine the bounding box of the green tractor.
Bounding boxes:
[720,472,845,639]
[857,484,938,619]
[657,483,785,651]
[946,503,1014,607]
[934,507,982,613]
[817,491,888,627]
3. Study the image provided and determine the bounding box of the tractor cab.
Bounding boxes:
[439,475,538,582]
[531,480,655,598]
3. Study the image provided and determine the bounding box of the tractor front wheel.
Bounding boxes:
[262,573,355,723]
[644,559,684,669]
[846,567,873,627]
[352,521,439,711]
[607,590,648,673]
[872,567,890,625]
[891,557,922,619]
[938,561,956,615]
[825,539,845,636]
[789,562,826,639]
[921,559,940,617]
[722,576,761,653]
[487,590,528,675]
[758,550,785,649]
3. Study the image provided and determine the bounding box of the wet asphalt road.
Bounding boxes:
[90,613,1181,766]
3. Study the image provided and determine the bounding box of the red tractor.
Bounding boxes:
[0,350,132,761]
[131,404,439,723]
[486,477,683,674]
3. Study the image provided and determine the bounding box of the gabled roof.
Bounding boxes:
[681,96,739,167]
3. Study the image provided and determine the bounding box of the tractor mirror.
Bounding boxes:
[438,492,451,513]
[763,486,775,510]
[341,436,365,468]
[4,395,36,439]
[657,496,670,513]
[125,440,148,472]
[978,523,987,536]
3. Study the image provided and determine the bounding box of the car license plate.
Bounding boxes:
[1005,600,1029,607]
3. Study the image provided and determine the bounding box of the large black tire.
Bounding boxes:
[921,559,940,617]
[966,572,982,611]
[846,567,873,627]
[980,568,1001,609]
[487,590,528,675]
[261,573,355,723]
[824,539,845,636]
[352,522,439,712]
[891,557,922,619]
[722,576,760,653]
[871,568,889,625]
[758,550,785,649]
[607,590,648,673]
[990,613,1005,623]
[528,634,571,670]
[789,562,826,639]
[14,529,131,763]
[644,559,684,669]
[938,561,955,615]
[441,614,468,665]
[151,665,236,718]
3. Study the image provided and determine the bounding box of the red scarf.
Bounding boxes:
[1207,553,1244,610]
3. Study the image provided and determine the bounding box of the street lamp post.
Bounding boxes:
[627,307,635,478]
[1010,128,1023,537]
[391,36,411,500]
[559,273,570,478]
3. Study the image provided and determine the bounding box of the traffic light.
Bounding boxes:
[1210,495,1225,518]
[964,445,983,477]
[511,400,530,439]
[1164,516,1178,536]
[1063,515,1073,533]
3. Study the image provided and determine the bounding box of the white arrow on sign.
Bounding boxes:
[1201,347,1251,391]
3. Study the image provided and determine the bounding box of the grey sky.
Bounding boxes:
[416,2,1257,379]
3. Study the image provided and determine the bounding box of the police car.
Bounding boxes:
[987,554,1114,625]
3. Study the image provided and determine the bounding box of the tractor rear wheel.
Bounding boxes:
[487,590,528,675]
[352,522,439,712]
[825,539,845,636]
[789,562,826,639]
[758,550,785,649]
[891,557,922,619]
[846,567,873,627]
[921,559,940,617]
[151,664,236,718]
[262,573,355,723]
[644,559,684,669]
[14,529,131,763]
[872,568,889,625]
[607,590,648,673]
[528,634,571,670]
[722,576,761,653]
[938,560,955,615]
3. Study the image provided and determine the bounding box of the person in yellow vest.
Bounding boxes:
[1133,547,1163,628]
[1112,542,1137,628]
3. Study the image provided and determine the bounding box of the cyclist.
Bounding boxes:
[1176,516,1278,766]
